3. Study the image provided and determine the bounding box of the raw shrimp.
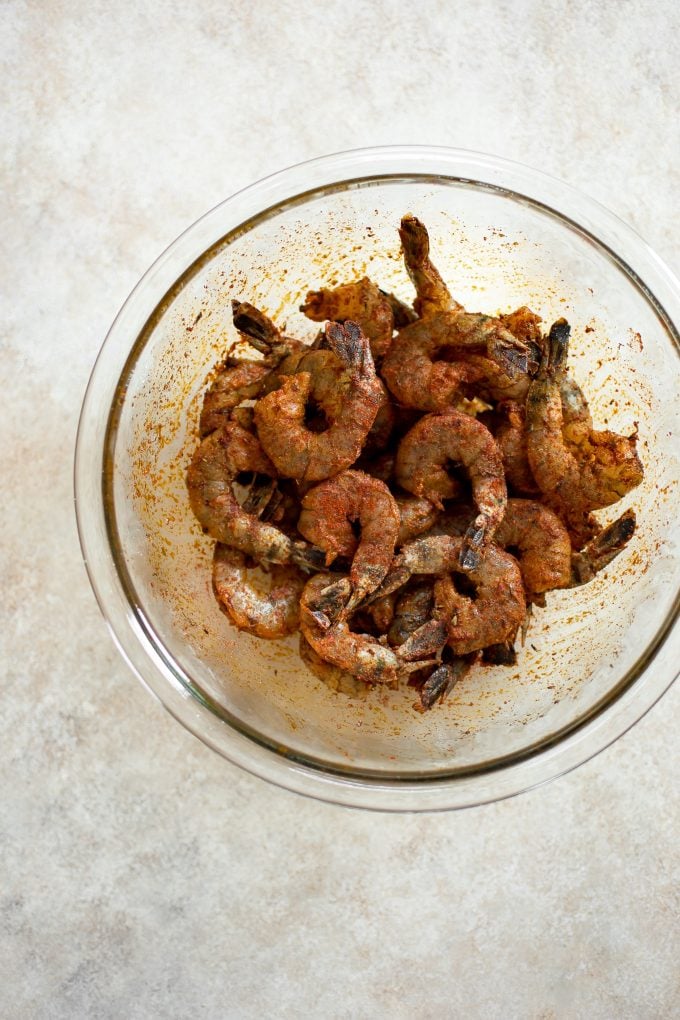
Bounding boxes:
[299,633,371,698]
[254,321,383,483]
[399,214,461,319]
[212,544,305,639]
[493,499,572,601]
[297,469,400,615]
[301,276,394,359]
[492,401,540,496]
[526,319,643,512]
[186,422,322,568]
[395,494,441,547]
[199,361,271,436]
[381,309,530,411]
[395,410,507,569]
[367,534,526,656]
[299,575,403,684]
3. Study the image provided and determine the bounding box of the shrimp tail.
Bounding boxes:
[363,564,412,605]
[418,658,469,710]
[570,509,636,585]
[545,317,571,374]
[307,576,353,621]
[482,640,517,666]
[240,476,277,516]
[491,336,530,378]
[396,619,449,661]
[231,299,277,350]
[459,514,488,571]
[325,319,373,372]
[290,541,330,572]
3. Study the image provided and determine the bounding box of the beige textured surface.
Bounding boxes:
[1,2,679,1017]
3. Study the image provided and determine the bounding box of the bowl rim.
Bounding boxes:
[74,144,680,811]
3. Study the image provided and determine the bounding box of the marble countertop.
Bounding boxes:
[2,2,678,1016]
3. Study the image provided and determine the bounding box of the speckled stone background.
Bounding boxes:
[2,2,679,1017]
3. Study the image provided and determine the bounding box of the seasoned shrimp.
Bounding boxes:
[301,276,394,359]
[381,309,530,411]
[213,545,305,639]
[395,494,441,547]
[368,534,526,656]
[399,214,461,319]
[526,319,644,512]
[297,469,401,615]
[254,321,383,482]
[299,633,371,698]
[491,401,540,496]
[494,499,572,601]
[300,574,402,684]
[395,410,507,569]
[200,361,272,436]
[186,422,321,567]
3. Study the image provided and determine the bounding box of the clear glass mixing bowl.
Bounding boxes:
[75,146,680,810]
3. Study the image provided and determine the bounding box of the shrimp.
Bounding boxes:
[491,401,540,496]
[395,494,441,547]
[381,310,530,411]
[199,361,272,436]
[299,575,402,684]
[254,321,383,483]
[297,470,401,615]
[493,499,572,602]
[436,499,635,600]
[186,422,322,568]
[399,214,461,318]
[299,633,371,698]
[367,534,526,656]
[212,544,305,639]
[301,276,394,359]
[526,319,644,512]
[395,411,507,569]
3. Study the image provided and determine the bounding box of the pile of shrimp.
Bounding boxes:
[187,215,643,711]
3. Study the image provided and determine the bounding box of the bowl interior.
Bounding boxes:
[107,177,679,777]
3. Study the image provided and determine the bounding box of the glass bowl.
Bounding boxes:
[75,146,680,811]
